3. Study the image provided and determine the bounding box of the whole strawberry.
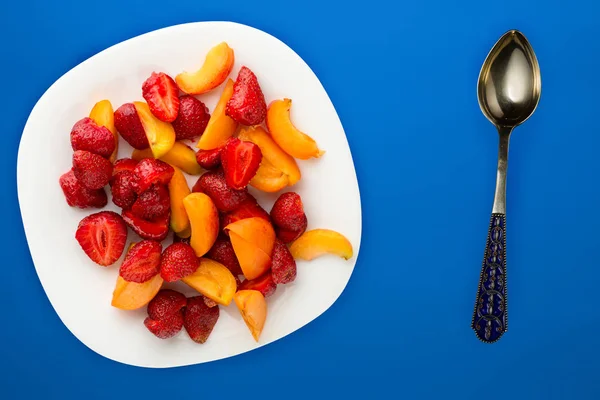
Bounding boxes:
[195,147,222,170]
[160,242,198,282]
[192,169,250,212]
[239,272,277,298]
[144,311,184,339]
[271,239,297,284]
[226,66,267,125]
[75,211,127,266]
[147,289,187,320]
[131,184,170,220]
[184,296,220,344]
[72,150,113,190]
[172,95,211,140]
[110,170,137,210]
[59,169,107,209]
[132,158,174,194]
[70,117,116,159]
[206,237,242,276]
[113,158,138,175]
[119,240,162,283]
[270,192,308,242]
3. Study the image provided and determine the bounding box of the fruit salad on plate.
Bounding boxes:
[58,42,354,344]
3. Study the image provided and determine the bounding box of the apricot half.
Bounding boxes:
[132,141,202,175]
[249,158,289,193]
[196,79,238,150]
[234,290,267,342]
[168,166,191,234]
[226,217,275,280]
[183,193,219,257]
[182,258,237,306]
[289,229,353,261]
[89,100,119,163]
[111,274,163,310]
[266,99,324,160]
[133,101,176,159]
[176,42,235,95]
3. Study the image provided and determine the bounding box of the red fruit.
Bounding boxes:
[59,169,107,209]
[70,117,115,159]
[221,138,262,190]
[172,95,210,140]
[119,240,162,283]
[206,237,242,276]
[72,150,113,190]
[110,170,137,210]
[276,221,307,244]
[122,209,170,241]
[195,147,222,170]
[271,239,297,284]
[221,196,270,229]
[270,192,307,232]
[131,184,170,220]
[144,311,184,339]
[147,289,187,320]
[160,243,198,282]
[75,211,127,266]
[225,66,267,125]
[114,103,149,149]
[183,296,220,344]
[191,169,250,212]
[203,296,217,308]
[132,158,174,194]
[239,272,277,298]
[113,158,138,175]
[142,72,180,122]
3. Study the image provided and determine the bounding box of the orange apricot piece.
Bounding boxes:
[132,141,202,175]
[168,166,191,234]
[249,158,289,193]
[111,274,163,310]
[289,229,353,261]
[183,193,219,257]
[225,217,275,257]
[133,101,176,159]
[228,231,272,280]
[176,42,235,95]
[266,99,324,160]
[89,100,119,163]
[196,79,238,150]
[176,225,192,239]
[234,290,267,342]
[181,258,237,306]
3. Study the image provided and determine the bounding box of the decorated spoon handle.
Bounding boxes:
[471,213,508,343]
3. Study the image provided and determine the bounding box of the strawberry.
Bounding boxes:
[131,184,170,220]
[119,240,162,283]
[271,239,297,284]
[183,296,220,344]
[114,103,149,149]
[70,117,115,159]
[142,72,180,122]
[113,158,138,175]
[239,272,277,298]
[195,147,222,170]
[132,158,174,194]
[206,237,242,276]
[75,211,127,266]
[221,138,262,190]
[122,209,170,241]
[144,311,184,339]
[276,222,307,243]
[72,150,113,190]
[59,169,107,209]
[203,296,217,308]
[270,192,307,232]
[172,95,210,140]
[160,243,198,282]
[220,196,271,233]
[192,169,250,212]
[110,171,137,210]
[225,66,267,125]
[147,289,187,320]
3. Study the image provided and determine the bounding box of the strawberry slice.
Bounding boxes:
[113,158,138,175]
[132,158,174,194]
[122,209,170,241]
[221,138,262,190]
[142,72,180,122]
[225,66,267,126]
[119,240,162,283]
[75,211,127,266]
[195,147,223,170]
[239,272,277,298]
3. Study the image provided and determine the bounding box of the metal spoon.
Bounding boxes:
[471,30,541,343]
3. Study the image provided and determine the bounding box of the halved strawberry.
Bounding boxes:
[147,289,187,320]
[113,158,138,175]
[60,169,107,209]
[239,272,277,298]
[132,158,174,194]
[122,209,170,241]
[144,311,184,339]
[142,72,180,122]
[221,138,262,190]
[114,103,149,150]
[160,243,198,282]
[75,211,127,266]
[131,184,170,220]
[195,147,222,170]
[225,66,267,126]
[183,296,220,344]
[119,240,162,283]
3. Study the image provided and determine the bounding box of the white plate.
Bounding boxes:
[17,21,362,368]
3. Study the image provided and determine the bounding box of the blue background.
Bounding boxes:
[2,0,599,398]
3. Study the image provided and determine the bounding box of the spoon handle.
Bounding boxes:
[472,129,511,343]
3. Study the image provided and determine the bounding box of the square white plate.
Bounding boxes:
[17,21,362,368]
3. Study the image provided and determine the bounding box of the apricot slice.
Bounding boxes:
[111,274,163,310]
[266,99,324,160]
[234,290,267,342]
[289,229,353,261]
[249,158,289,193]
[133,101,176,159]
[183,193,219,257]
[132,141,202,175]
[168,166,191,233]
[196,79,237,150]
[225,217,275,257]
[176,42,235,95]
[228,232,272,280]
[181,258,237,306]
[89,100,119,163]
[176,225,192,239]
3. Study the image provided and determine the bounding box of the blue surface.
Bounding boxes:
[2,0,599,398]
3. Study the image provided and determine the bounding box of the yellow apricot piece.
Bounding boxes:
[133,101,176,159]
[197,79,238,150]
[234,290,267,342]
[182,258,237,306]
[176,42,235,95]
[289,229,353,261]
[132,141,202,175]
[89,100,119,163]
